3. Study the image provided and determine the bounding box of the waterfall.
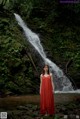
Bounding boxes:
[14,13,74,91]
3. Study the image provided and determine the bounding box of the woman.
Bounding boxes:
[40,64,55,116]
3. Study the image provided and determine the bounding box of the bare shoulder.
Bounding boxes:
[50,73,52,76]
[40,74,43,77]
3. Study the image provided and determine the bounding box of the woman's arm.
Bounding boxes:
[40,74,42,94]
[50,73,55,91]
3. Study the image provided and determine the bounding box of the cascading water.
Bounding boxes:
[14,13,78,92]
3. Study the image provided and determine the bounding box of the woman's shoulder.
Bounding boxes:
[40,74,43,77]
[50,73,52,76]
[40,73,52,77]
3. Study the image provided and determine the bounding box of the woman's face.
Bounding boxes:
[43,65,49,72]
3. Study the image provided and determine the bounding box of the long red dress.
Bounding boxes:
[40,74,55,115]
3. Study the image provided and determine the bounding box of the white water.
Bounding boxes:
[55,89,80,93]
[14,13,80,93]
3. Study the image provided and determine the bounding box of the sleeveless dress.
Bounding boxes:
[40,74,55,115]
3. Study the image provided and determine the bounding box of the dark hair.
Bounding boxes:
[42,64,50,75]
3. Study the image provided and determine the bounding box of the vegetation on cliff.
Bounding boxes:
[0,0,80,95]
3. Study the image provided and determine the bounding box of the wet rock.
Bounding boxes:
[68,114,76,119]
[17,106,29,110]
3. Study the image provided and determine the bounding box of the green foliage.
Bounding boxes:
[0,0,12,10]
[0,15,39,95]
[0,0,80,95]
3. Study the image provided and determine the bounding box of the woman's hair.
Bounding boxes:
[42,64,50,75]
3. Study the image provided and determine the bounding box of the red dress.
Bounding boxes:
[40,74,55,115]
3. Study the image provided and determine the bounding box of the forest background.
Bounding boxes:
[0,0,80,95]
